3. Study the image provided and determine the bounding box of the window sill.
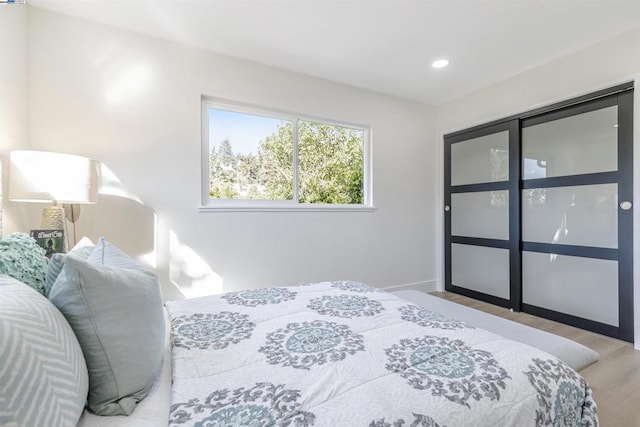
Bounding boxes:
[198,203,376,213]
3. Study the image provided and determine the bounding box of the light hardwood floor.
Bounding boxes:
[430,291,640,427]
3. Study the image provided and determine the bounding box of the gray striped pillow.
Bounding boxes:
[0,276,89,426]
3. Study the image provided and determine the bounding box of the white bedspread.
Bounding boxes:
[166,281,597,426]
[391,290,599,371]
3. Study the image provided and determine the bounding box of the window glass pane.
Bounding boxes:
[208,108,293,200]
[522,105,618,179]
[298,121,364,204]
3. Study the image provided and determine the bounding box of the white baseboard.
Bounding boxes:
[380,280,438,293]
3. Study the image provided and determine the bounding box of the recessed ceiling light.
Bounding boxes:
[432,59,449,69]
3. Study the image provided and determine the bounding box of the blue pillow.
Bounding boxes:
[87,237,149,271]
[45,238,95,297]
[49,241,164,416]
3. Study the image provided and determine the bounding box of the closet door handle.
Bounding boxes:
[444,205,450,212]
[620,201,632,210]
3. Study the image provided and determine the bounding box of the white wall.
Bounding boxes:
[17,5,636,342]
[437,28,640,134]
[26,7,437,300]
[436,28,640,348]
[0,5,30,234]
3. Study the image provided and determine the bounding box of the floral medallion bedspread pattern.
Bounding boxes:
[166,281,597,427]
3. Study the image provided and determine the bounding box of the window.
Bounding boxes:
[201,99,372,211]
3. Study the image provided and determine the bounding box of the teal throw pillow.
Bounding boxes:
[0,232,48,295]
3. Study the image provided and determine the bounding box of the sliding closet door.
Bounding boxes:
[520,91,633,341]
[444,121,520,309]
[444,84,633,342]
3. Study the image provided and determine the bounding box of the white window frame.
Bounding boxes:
[199,97,374,212]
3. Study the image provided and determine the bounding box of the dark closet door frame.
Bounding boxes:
[519,91,634,342]
[444,81,634,342]
[444,120,521,311]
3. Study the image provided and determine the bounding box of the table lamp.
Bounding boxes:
[9,150,100,251]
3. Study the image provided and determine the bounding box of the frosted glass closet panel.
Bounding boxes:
[522,106,618,179]
[522,184,618,248]
[452,191,509,240]
[447,85,633,341]
[451,244,510,299]
[521,99,624,330]
[522,252,619,326]
[451,130,509,186]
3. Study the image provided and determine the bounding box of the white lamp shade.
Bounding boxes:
[9,150,100,203]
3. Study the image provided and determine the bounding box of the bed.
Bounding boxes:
[0,234,598,426]
[164,280,597,426]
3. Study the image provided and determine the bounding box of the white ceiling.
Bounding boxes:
[27,0,640,106]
